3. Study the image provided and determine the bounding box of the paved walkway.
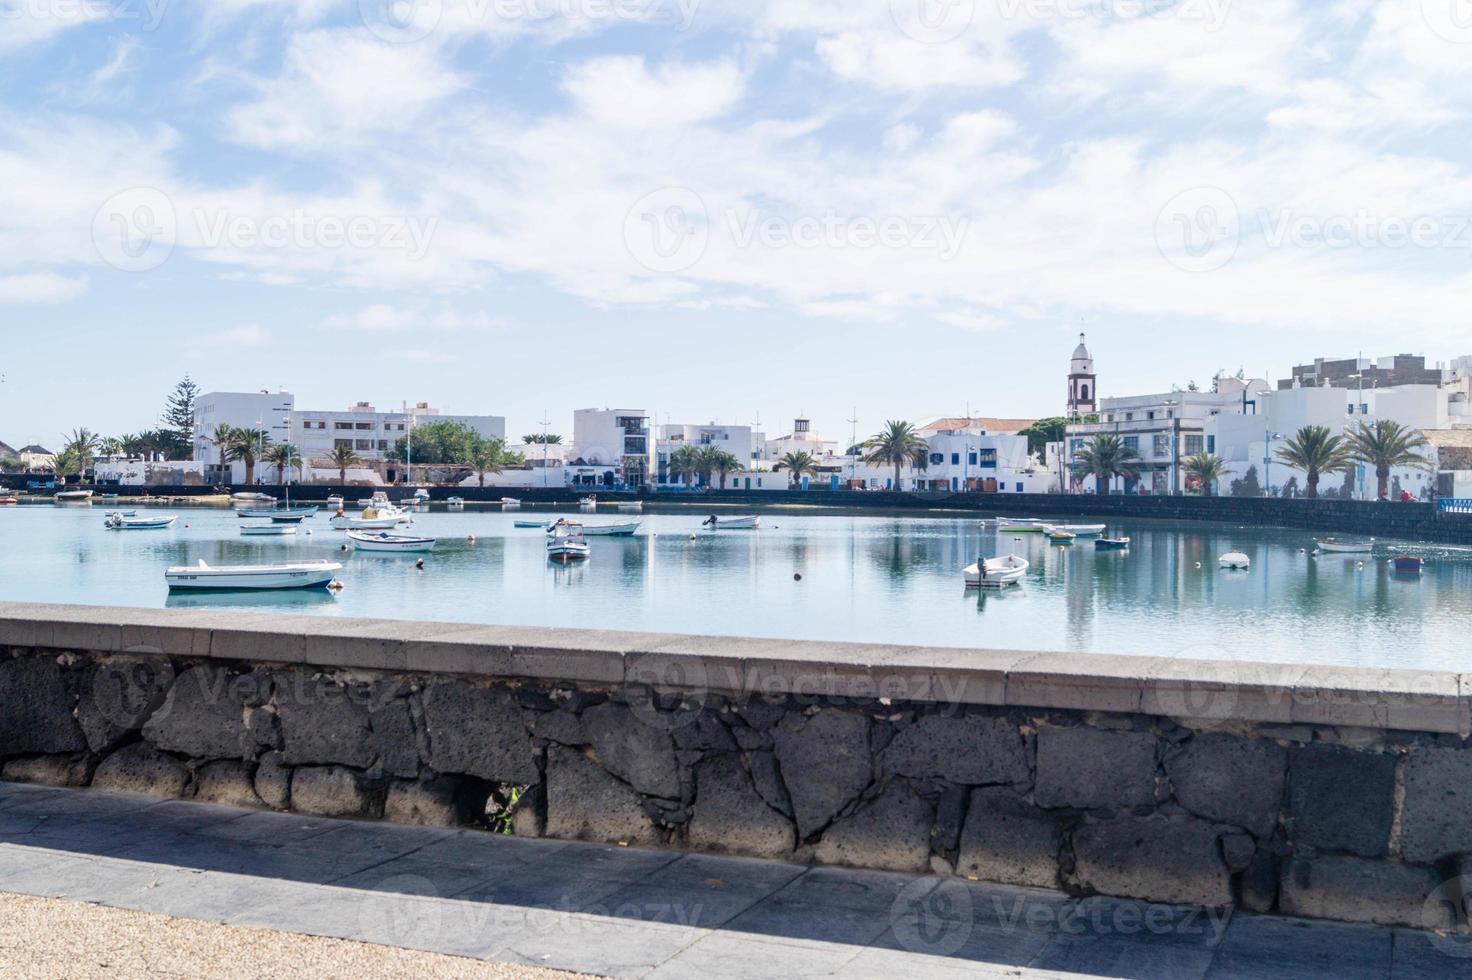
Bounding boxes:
[0,782,1467,979]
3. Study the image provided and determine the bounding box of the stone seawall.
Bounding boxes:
[0,602,1469,933]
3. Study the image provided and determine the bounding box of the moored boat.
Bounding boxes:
[996,518,1044,533]
[501,497,522,507]
[514,519,551,529]
[104,513,177,530]
[1390,555,1424,574]
[702,515,759,530]
[0,496,17,505]
[576,520,640,537]
[1315,538,1373,553]
[964,554,1029,588]
[165,559,341,590]
[270,514,308,524]
[547,521,590,563]
[347,530,437,553]
[237,506,318,519]
[230,491,275,503]
[1047,530,1076,543]
[1094,537,1131,550]
[240,524,296,536]
[1219,552,1251,570]
[1044,523,1106,536]
[54,489,93,502]
[325,495,345,510]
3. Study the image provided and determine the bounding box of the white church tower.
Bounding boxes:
[1068,333,1096,419]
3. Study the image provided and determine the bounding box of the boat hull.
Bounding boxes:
[105,516,176,530]
[238,507,318,519]
[1391,556,1424,574]
[240,526,296,536]
[165,561,341,590]
[705,516,759,529]
[347,531,436,553]
[1316,540,1373,553]
[547,545,589,562]
[1219,553,1251,569]
[964,555,1030,588]
[579,522,640,536]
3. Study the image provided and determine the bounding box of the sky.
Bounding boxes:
[2,0,1472,448]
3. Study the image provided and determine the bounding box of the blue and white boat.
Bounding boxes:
[347,530,436,553]
[165,559,341,590]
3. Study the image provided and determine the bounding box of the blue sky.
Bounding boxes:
[3,0,1472,448]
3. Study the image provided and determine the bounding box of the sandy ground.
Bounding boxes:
[0,891,588,980]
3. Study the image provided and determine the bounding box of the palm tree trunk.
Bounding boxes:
[1306,470,1319,499]
[479,472,486,487]
[893,462,901,491]
[1377,465,1389,498]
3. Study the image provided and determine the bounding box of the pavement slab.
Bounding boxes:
[0,781,1468,978]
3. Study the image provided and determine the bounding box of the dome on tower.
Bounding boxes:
[1071,332,1094,375]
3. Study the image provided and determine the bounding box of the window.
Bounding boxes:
[1080,384,1090,401]
[377,440,388,450]
[1146,411,1155,420]
[1185,435,1204,455]
[968,452,977,466]
[1207,435,1215,453]
[334,439,352,449]
[1015,482,1023,492]
[929,453,944,465]
[1153,434,1170,457]
[950,453,959,465]
[1360,403,1369,415]
[355,422,373,430]
[978,448,997,469]
[1346,404,1355,414]
[335,422,353,430]
[1125,412,1134,421]
[355,440,372,450]
[1123,436,1139,452]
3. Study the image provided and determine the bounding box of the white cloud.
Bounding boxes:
[0,0,109,52]
[0,272,87,303]
[321,304,504,331]
[562,57,746,127]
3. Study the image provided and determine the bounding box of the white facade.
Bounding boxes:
[757,417,839,464]
[570,408,653,487]
[195,392,505,482]
[655,423,756,487]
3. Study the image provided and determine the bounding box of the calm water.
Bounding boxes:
[3,502,1470,669]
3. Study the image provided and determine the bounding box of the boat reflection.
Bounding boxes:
[165,589,340,610]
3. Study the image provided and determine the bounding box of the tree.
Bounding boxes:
[208,423,240,482]
[468,436,508,487]
[862,420,929,491]
[1230,465,1263,498]
[99,436,123,459]
[522,433,562,444]
[1275,424,1353,499]
[1345,419,1432,499]
[62,428,100,483]
[1018,417,1069,459]
[328,445,362,483]
[775,451,818,488]
[708,449,743,489]
[160,375,200,460]
[1072,434,1140,495]
[264,444,302,483]
[51,448,79,484]
[667,445,703,486]
[389,420,478,466]
[232,428,271,485]
[1182,453,1228,496]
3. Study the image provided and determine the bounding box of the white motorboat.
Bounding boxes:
[347,530,437,553]
[579,496,597,508]
[447,496,465,506]
[996,518,1044,533]
[356,491,393,508]
[104,510,138,518]
[514,519,551,529]
[1219,552,1251,570]
[617,501,643,512]
[1315,538,1373,553]
[240,524,296,536]
[54,489,93,502]
[104,513,176,530]
[331,510,404,530]
[325,495,345,510]
[230,491,275,503]
[575,520,640,537]
[702,515,760,530]
[964,554,1030,588]
[547,522,590,563]
[165,559,341,590]
[500,497,522,507]
[237,506,318,519]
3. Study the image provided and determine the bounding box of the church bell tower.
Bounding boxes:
[1068,333,1096,419]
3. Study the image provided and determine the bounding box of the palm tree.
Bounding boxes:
[522,433,562,444]
[62,428,100,483]
[667,445,704,487]
[264,444,302,484]
[233,428,271,484]
[775,451,818,488]
[209,424,239,482]
[99,436,123,459]
[709,450,743,489]
[51,448,79,485]
[862,420,930,491]
[1346,419,1432,499]
[1073,433,1140,495]
[328,445,362,483]
[1275,425,1353,499]
[468,436,508,487]
[1182,453,1228,496]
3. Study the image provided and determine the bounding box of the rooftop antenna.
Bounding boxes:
[846,408,859,483]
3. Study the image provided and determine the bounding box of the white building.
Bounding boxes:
[570,408,654,488]
[194,391,504,483]
[654,422,756,487]
[756,417,839,465]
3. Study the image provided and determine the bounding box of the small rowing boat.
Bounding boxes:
[1315,538,1373,554]
[702,515,759,530]
[165,559,341,591]
[240,524,296,536]
[1390,555,1424,574]
[348,530,437,553]
[230,492,275,503]
[237,506,318,519]
[1094,537,1130,550]
[104,514,176,530]
[996,518,1044,533]
[1219,552,1251,570]
[1044,523,1106,536]
[514,519,551,529]
[1047,529,1076,543]
[576,520,640,537]
[964,554,1029,588]
[54,490,93,502]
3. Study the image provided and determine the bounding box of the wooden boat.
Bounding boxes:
[1047,530,1076,543]
[702,515,760,530]
[1315,538,1373,554]
[547,522,590,563]
[165,559,341,590]
[1219,552,1251,570]
[104,514,176,530]
[1390,556,1424,574]
[576,520,640,537]
[964,554,1029,588]
[240,524,296,536]
[348,530,437,553]
[1094,537,1131,550]
[54,489,93,502]
[237,506,317,519]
